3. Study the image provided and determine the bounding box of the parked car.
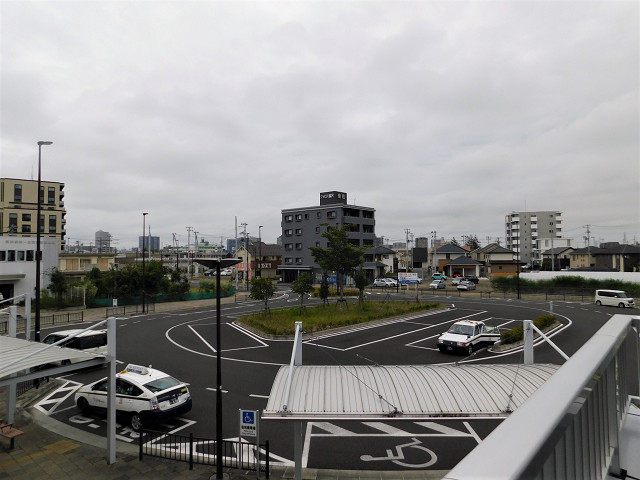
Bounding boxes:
[451,277,464,286]
[41,329,108,365]
[457,280,476,291]
[429,279,446,289]
[462,275,479,284]
[452,273,461,278]
[373,278,395,287]
[74,364,192,431]
[432,273,447,280]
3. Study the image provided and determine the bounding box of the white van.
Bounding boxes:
[42,329,108,364]
[594,290,635,308]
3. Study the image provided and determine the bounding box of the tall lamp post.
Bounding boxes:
[193,257,242,480]
[35,141,53,342]
[258,225,263,278]
[142,212,148,313]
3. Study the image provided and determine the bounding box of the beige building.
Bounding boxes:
[58,252,116,282]
[0,177,67,251]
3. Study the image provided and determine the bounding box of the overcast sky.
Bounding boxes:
[2,1,638,250]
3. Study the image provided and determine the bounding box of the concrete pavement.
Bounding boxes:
[2,296,447,479]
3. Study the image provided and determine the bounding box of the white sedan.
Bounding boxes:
[74,364,192,431]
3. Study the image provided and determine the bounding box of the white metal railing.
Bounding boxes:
[445,314,640,480]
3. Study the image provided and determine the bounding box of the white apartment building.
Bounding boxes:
[505,211,563,267]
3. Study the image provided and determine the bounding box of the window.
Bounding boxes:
[14,184,22,202]
[295,214,302,221]
[48,186,55,204]
[316,227,320,233]
[8,214,18,233]
[7,250,16,261]
[284,215,293,222]
[284,257,293,264]
[22,224,31,233]
[22,213,31,221]
[295,228,302,235]
[295,243,302,250]
[284,229,293,236]
[49,215,57,233]
[284,243,293,251]
[316,242,320,247]
[39,185,44,203]
[0,251,5,261]
[317,212,321,219]
[327,211,336,219]
[26,250,34,261]
[17,251,25,261]
[295,258,302,264]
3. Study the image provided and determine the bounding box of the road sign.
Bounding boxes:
[398,272,419,284]
[240,409,257,437]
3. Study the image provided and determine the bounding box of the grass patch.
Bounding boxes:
[241,301,443,336]
[500,314,558,345]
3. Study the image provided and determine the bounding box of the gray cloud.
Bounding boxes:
[1,1,637,248]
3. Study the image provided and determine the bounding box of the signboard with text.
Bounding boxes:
[398,272,419,284]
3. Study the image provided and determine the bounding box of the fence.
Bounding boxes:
[139,429,269,477]
[105,303,155,317]
[0,311,84,335]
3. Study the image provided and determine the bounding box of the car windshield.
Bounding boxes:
[617,292,630,298]
[144,376,182,392]
[43,334,66,345]
[447,324,474,336]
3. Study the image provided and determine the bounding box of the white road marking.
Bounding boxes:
[188,324,217,353]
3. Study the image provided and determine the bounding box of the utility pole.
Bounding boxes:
[430,231,437,273]
[240,222,248,290]
[194,231,199,276]
[186,226,193,277]
[405,228,411,272]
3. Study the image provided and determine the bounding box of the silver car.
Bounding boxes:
[457,280,477,291]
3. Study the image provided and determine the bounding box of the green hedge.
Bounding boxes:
[490,275,640,297]
[500,314,557,345]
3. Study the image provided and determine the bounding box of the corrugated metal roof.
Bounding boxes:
[0,335,104,379]
[264,363,559,420]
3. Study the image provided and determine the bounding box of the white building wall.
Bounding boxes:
[0,237,59,300]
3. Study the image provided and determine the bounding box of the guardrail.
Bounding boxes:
[444,314,640,480]
[139,429,269,477]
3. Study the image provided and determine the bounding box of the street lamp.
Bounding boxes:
[191,257,242,479]
[142,212,148,313]
[35,141,53,342]
[258,225,263,278]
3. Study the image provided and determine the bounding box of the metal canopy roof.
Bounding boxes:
[0,335,105,382]
[263,363,560,421]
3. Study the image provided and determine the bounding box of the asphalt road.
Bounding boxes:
[34,289,626,471]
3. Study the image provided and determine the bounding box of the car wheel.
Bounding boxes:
[130,412,144,432]
[77,397,89,414]
[466,345,473,355]
[61,359,71,366]
[596,300,602,306]
[619,303,625,308]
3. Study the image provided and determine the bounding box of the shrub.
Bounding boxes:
[500,314,558,345]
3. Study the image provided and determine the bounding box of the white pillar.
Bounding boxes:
[523,319,534,365]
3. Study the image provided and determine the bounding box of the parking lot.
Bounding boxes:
[31,289,618,471]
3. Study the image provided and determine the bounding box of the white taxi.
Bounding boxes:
[436,320,501,355]
[74,364,192,431]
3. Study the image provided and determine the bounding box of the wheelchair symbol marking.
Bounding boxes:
[360,437,437,468]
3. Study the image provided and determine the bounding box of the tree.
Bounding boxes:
[319,274,330,306]
[309,224,365,304]
[463,235,481,251]
[47,268,67,306]
[353,268,368,305]
[250,277,276,313]
[291,272,314,310]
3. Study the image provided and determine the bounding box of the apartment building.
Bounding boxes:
[0,177,67,251]
[279,191,376,282]
[505,211,562,267]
